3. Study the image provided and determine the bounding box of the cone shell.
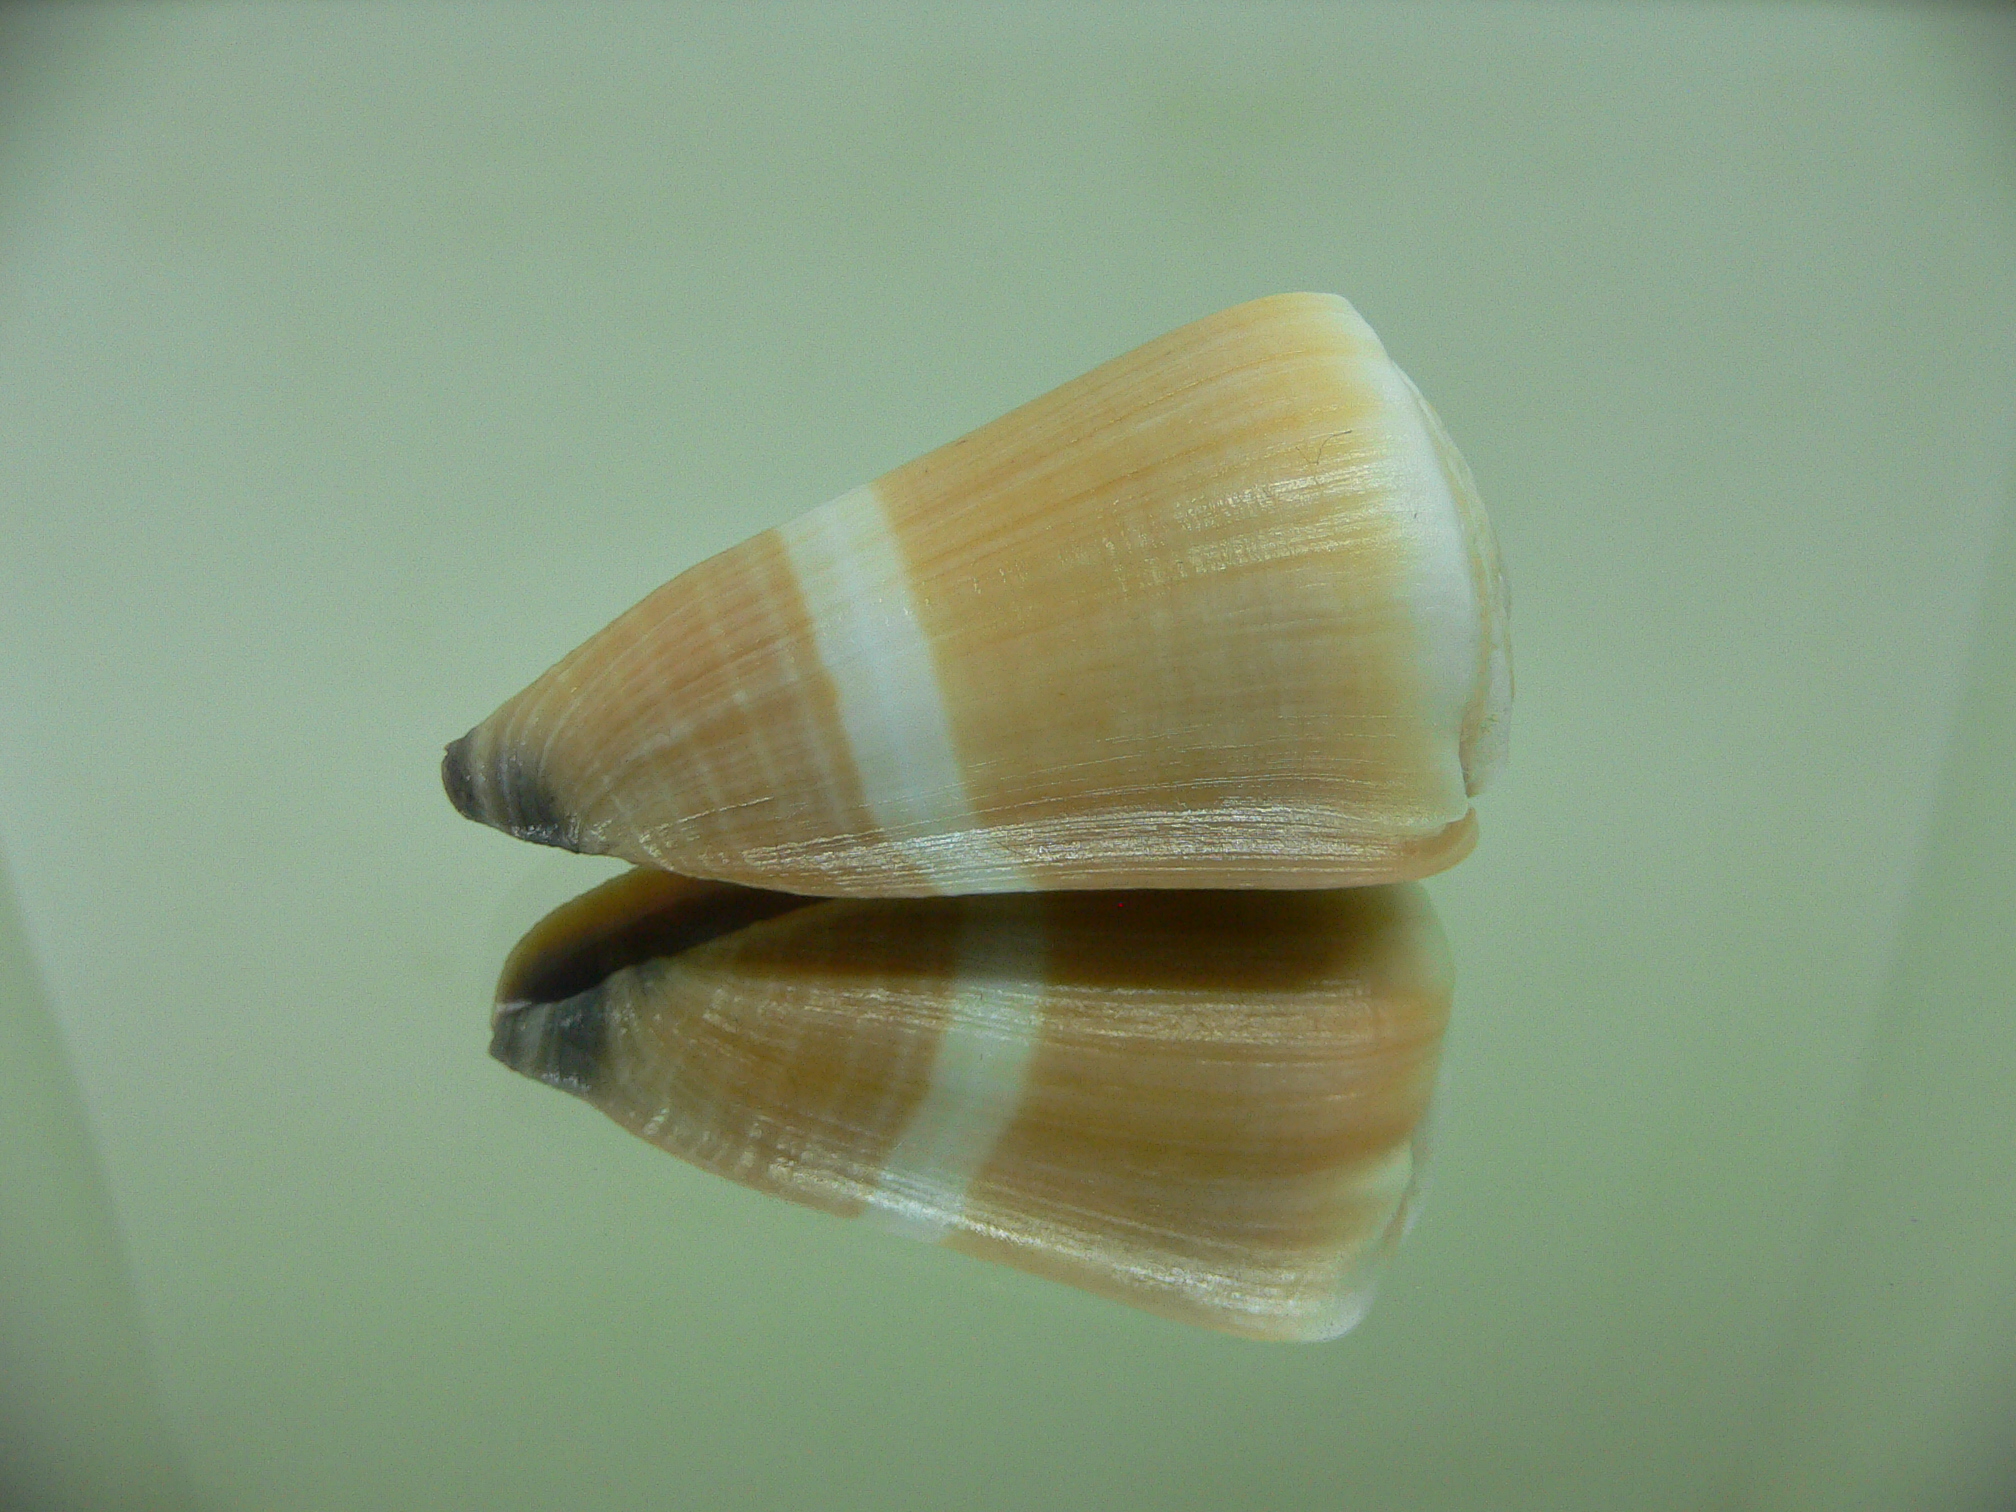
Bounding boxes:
[445,292,1510,895]
[492,867,1452,1342]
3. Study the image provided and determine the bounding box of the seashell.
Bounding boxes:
[444,292,1509,896]
[491,866,1453,1342]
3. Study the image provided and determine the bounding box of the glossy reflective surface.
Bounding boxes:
[1,5,2012,1510]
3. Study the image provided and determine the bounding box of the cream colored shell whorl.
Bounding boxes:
[492,867,1453,1344]
[444,293,1510,896]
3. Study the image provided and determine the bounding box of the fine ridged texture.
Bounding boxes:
[445,292,1511,895]
[492,868,1452,1343]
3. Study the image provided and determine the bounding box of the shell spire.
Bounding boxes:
[492,867,1453,1343]
[444,293,1510,896]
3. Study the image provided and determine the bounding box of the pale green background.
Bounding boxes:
[2,4,2012,1510]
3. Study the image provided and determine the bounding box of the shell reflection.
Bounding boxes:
[494,868,1451,1342]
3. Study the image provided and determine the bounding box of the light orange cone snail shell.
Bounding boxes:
[445,293,1509,896]
[450,293,1509,1339]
